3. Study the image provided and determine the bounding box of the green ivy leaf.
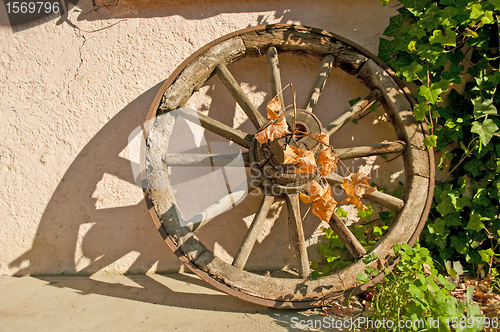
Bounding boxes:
[466,214,485,232]
[466,250,484,264]
[408,24,427,39]
[471,119,499,146]
[413,103,428,121]
[419,82,445,104]
[330,235,345,249]
[429,27,457,46]
[395,35,413,52]
[427,218,449,236]
[399,0,431,16]
[441,64,464,83]
[481,11,494,25]
[417,44,442,63]
[436,197,457,216]
[362,252,379,264]
[491,0,500,9]
[463,158,485,177]
[473,98,497,119]
[439,5,460,26]
[373,226,383,238]
[488,71,500,85]
[450,233,469,254]
[475,203,498,219]
[356,272,369,284]
[352,225,366,242]
[471,231,487,248]
[384,14,405,37]
[438,274,456,291]
[468,29,491,50]
[401,61,423,82]
[473,188,491,206]
[424,134,438,148]
[379,38,397,61]
[409,283,424,298]
[470,4,484,20]
[444,213,463,227]
[336,206,348,218]
[358,206,374,222]
[427,233,448,249]
[478,248,494,263]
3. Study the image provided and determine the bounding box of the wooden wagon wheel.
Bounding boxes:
[143,24,435,308]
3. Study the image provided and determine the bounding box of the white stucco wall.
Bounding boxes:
[0,0,398,276]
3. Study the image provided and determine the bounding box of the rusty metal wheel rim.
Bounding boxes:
[143,24,435,308]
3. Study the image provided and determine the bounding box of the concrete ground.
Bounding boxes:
[0,273,364,332]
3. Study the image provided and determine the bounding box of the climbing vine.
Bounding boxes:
[378,0,500,278]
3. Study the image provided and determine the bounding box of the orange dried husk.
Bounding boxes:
[283,145,300,164]
[266,97,283,120]
[312,188,337,222]
[299,180,324,204]
[311,132,330,146]
[340,194,366,210]
[317,148,338,176]
[283,144,317,174]
[340,170,377,210]
[295,149,317,174]
[255,115,289,144]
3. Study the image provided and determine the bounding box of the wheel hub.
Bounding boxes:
[250,109,323,195]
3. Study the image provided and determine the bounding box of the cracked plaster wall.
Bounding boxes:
[0,0,397,276]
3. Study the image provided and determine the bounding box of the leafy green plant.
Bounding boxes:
[378,0,500,275]
[311,205,388,278]
[360,243,485,332]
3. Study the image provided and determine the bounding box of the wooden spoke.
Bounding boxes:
[266,46,283,104]
[215,63,267,129]
[190,180,261,231]
[285,193,310,278]
[304,54,335,113]
[333,141,407,160]
[175,106,253,149]
[360,190,405,212]
[329,213,366,259]
[232,194,275,269]
[163,152,250,167]
[325,173,404,212]
[323,89,381,136]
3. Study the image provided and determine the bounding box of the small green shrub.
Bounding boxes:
[359,243,486,331]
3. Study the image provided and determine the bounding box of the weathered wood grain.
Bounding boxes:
[329,213,367,259]
[304,54,335,113]
[163,152,250,167]
[266,46,284,103]
[174,106,253,149]
[159,36,246,113]
[323,89,380,136]
[216,63,267,129]
[241,27,367,74]
[333,140,406,160]
[357,59,430,179]
[190,180,261,231]
[286,193,310,278]
[232,194,275,269]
